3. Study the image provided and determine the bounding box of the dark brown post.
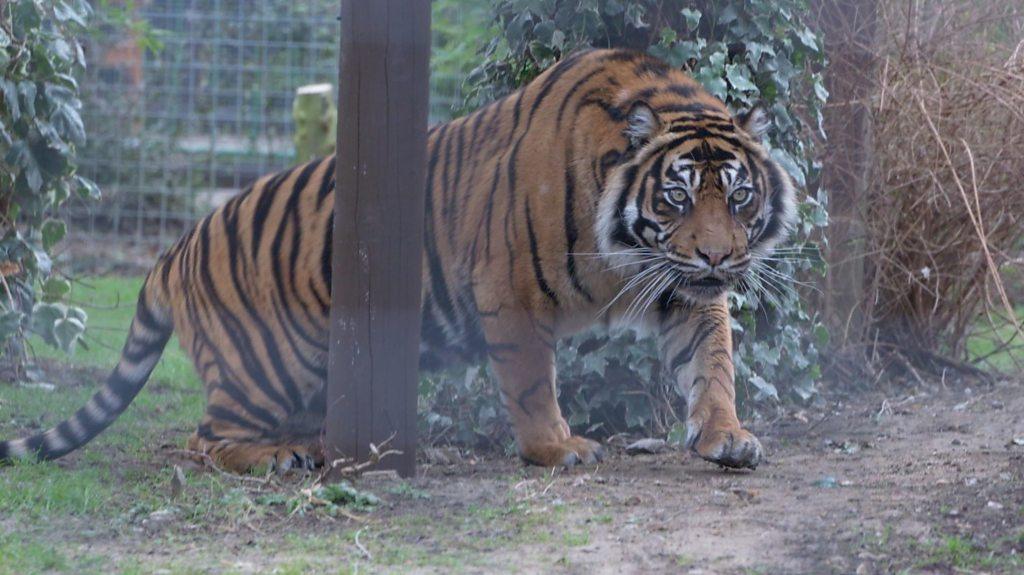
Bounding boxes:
[813,0,879,344]
[326,0,430,477]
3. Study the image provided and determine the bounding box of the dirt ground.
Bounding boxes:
[375,381,1024,574]
[12,378,1018,574]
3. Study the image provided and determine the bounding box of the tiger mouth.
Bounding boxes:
[684,276,727,288]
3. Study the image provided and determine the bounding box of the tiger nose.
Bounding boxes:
[696,247,732,267]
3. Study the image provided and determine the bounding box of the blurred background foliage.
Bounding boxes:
[0,0,98,374]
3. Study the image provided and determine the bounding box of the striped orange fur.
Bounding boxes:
[1,49,795,472]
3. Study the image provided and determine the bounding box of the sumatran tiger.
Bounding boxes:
[0,49,795,473]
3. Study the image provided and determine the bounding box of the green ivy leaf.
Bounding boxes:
[795,25,819,51]
[1,78,21,121]
[725,63,758,93]
[75,175,100,200]
[680,8,701,31]
[624,4,648,28]
[53,316,85,352]
[42,277,71,302]
[41,218,66,251]
[6,141,42,192]
[51,100,85,145]
[53,0,91,27]
[18,80,37,119]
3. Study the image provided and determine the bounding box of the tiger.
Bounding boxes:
[0,48,795,473]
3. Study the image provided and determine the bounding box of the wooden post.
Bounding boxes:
[326,1,430,477]
[813,0,879,345]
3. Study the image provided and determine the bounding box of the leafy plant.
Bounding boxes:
[0,0,98,367]
[425,0,830,444]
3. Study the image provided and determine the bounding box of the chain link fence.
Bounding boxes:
[65,0,465,254]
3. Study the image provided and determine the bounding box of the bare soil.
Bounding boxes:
[379,381,1024,574]
[17,380,1015,574]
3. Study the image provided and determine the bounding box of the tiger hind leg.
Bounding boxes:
[186,432,323,475]
[185,386,325,474]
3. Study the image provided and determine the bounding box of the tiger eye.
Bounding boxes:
[731,187,750,205]
[669,188,688,204]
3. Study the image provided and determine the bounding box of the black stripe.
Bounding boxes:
[563,145,593,302]
[250,166,296,257]
[195,218,294,415]
[482,163,501,259]
[611,164,642,247]
[422,131,460,331]
[655,102,718,115]
[269,159,328,353]
[223,194,308,411]
[666,84,698,98]
[556,68,604,128]
[320,213,332,296]
[524,199,559,306]
[133,290,165,332]
[315,156,336,210]
[669,314,722,373]
[529,50,588,122]
[54,420,78,443]
[634,59,669,76]
[213,381,280,429]
[122,337,164,364]
[207,404,271,434]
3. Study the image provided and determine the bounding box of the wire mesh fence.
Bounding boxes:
[65,0,466,252]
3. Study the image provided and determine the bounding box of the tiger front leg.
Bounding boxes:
[659,297,763,469]
[483,315,604,468]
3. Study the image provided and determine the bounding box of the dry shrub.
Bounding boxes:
[862,0,1024,376]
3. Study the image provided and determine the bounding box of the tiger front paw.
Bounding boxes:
[519,436,605,468]
[686,419,763,470]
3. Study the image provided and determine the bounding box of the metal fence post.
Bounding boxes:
[325,0,430,478]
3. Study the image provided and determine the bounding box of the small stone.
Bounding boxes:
[730,488,758,502]
[1009,437,1024,447]
[951,439,962,446]
[856,561,872,575]
[710,490,730,507]
[815,476,840,488]
[142,508,176,532]
[986,501,1004,511]
[625,438,668,455]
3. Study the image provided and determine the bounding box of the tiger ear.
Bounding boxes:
[624,101,661,148]
[737,105,771,140]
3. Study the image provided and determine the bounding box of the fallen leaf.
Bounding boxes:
[625,438,667,455]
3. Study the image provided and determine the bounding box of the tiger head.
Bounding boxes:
[597,100,797,304]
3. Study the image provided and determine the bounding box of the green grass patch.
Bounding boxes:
[966,306,1024,372]
[915,534,1024,572]
[0,276,206,523]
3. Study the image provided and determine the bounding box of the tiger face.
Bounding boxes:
[598,101,796,303]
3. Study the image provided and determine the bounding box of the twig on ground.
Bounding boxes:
[354,529,372,561]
